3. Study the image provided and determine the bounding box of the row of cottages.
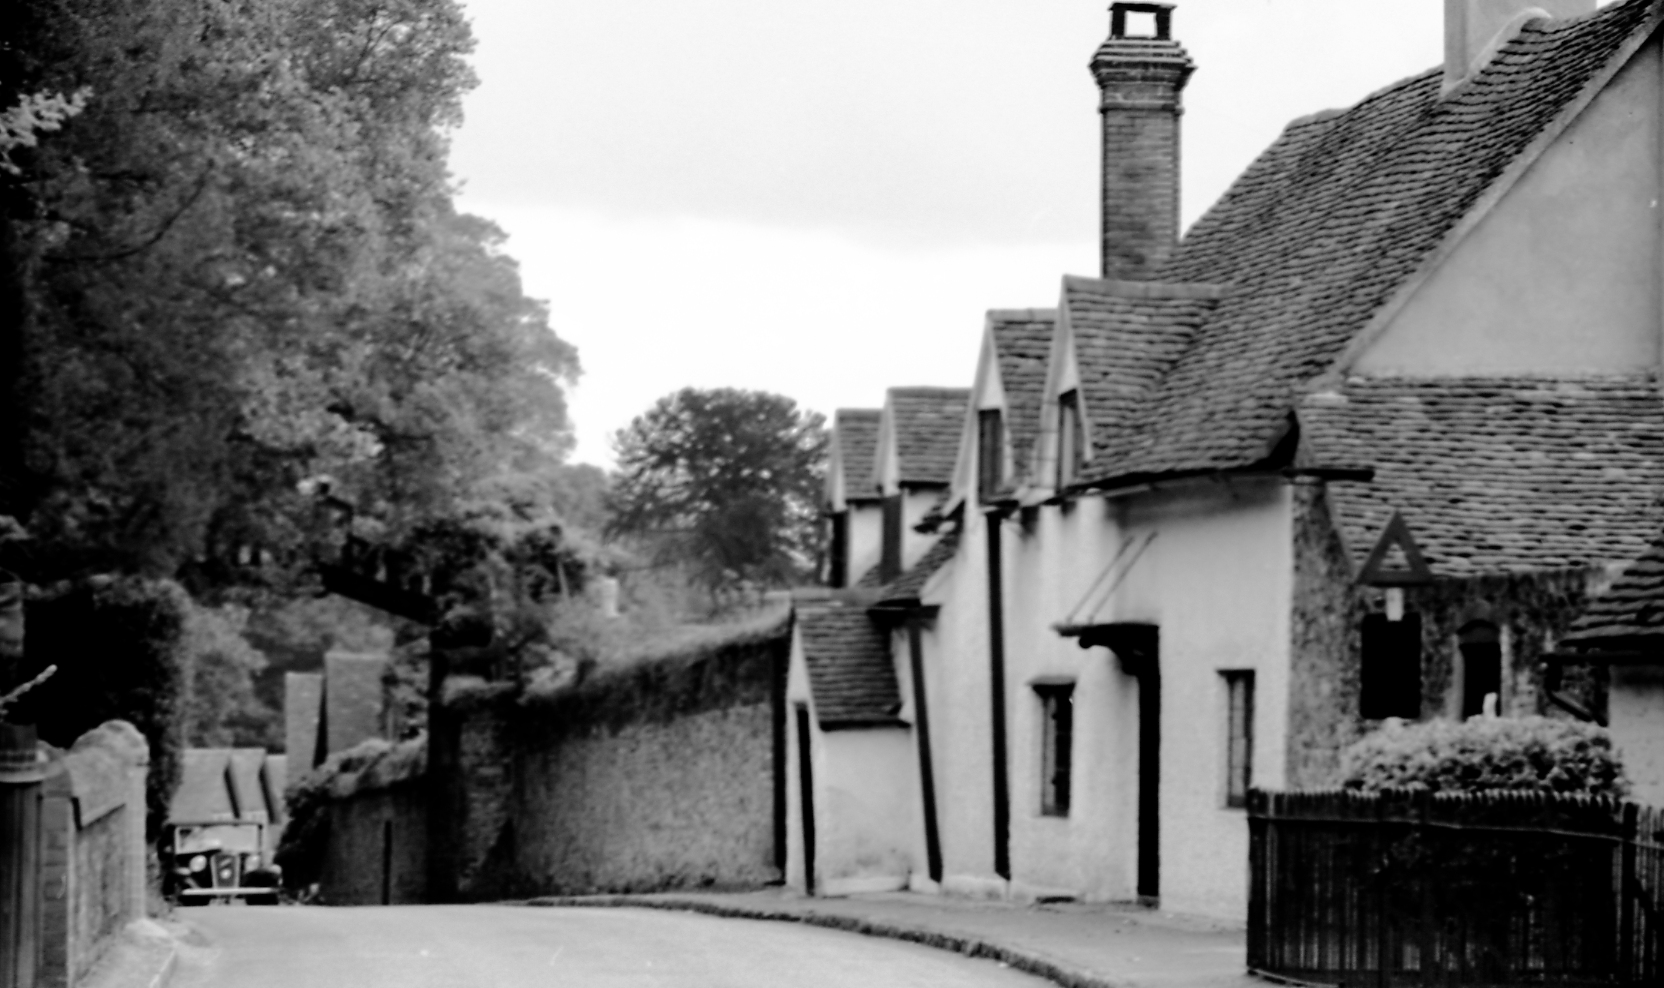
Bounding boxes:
[788,0,1664,919]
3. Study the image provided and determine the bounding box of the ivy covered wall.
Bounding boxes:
[1287,482,1609,788]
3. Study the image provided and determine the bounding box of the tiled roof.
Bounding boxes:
[170,749,237,822]
[797,605,903,729]
[879,527,963,604]
[1083,0,1657,486]
[890,387,971,487]
[833,409,882,502]
[988,310,1056,488]
[1299,376,1664,578]
[1060,279,1224,464]
[1564,534,1664,646]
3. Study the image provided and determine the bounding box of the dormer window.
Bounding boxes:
[1057,390,1084,489]
[827,512,849,588]
[978,409,1004,504]
[881,494,903,584]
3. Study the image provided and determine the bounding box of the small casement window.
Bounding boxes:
[978,409,1004,504]
[880,494,903,584]
[1458,621,1502,719]
[1036,683,1074,817]
[1057,390,1084,489]
[1222,671,1254,809]
[1359,612,1422,720]
[828,512,849,588]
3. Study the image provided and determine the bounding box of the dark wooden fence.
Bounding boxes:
[1247,789,1663,987]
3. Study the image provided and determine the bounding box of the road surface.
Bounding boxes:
[173,904,1053,988]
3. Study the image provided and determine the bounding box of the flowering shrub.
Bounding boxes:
[1338,716,1627,797]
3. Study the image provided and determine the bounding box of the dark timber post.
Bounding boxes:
[0,725,44,988]
[795,705,816,895]
[907,620,943,883]
[1619,802,1639,979]
[771,637,789,877]
[987,512,1011,879]
[381,819,393,905]
[1137,645,1160,901]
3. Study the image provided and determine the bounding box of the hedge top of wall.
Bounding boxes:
[313,736,427,800]
[456,609,791,736]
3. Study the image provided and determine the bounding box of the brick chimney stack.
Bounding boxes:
[1091,2,1194,281]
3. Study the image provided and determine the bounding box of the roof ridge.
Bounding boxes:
[987,308,1058,321]
[1061,273,1229,301]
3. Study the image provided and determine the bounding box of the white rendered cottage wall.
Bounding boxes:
[1004,494,1141,902]
[1115,479,1294,920]
[1354,40,1662,376]
[847,501,885,586]
[914,517,997,897]
[1610,665,1664,807]
[784,619,919,896]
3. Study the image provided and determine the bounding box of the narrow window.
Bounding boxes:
[1359,612,1422,720]
[1036,683,1074,817]
[1057,390,1083,488]
[1458,621,1502,719]
[978,409,1004,503]
[880,494,903,584]
[828,512,849,588]
[1222,671,1254,809]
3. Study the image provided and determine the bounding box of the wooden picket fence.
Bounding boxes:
[1247,789,1663,987]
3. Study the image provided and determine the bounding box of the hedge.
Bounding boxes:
[1338,716,1627,797]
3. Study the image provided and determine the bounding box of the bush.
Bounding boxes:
[1338,716,1627,797]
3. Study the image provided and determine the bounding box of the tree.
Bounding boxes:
[1,0,581,588]
[607,388,827,594]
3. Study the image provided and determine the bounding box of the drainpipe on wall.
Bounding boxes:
[986,512,1011,881]
[906,619,944,884]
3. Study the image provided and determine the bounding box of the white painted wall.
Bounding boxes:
[1610,664,1664,808]
[784,616,921,895]
[847,501,884,586]
[901,488,944,572]
[1117,479,1294,920]
[1354,40,1662,377]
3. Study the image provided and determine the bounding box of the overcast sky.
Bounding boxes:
[448,0,1463,467]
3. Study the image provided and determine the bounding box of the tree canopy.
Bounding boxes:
[1,0,580,589]
[607,388,826,593]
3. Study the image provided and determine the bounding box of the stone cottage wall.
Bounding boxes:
[1288,482,1608,788]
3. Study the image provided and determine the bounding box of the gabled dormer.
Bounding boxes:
[872,387,969,583]
[825,409,883,588]
[945,310,1057,515]
[1038,276,1223,495]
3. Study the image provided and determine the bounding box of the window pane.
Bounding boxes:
[1224,672,1254,808]
[1038,684,1073,817]
[1360,612,1422,720]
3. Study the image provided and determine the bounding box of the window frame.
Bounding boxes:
[1359,612,1423,720]
[1222,670,1255,810]
[1057,389,1083,489]
[978,408,1005,504]
[1035,682,1074,818]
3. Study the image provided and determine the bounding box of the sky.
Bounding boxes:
[447,0,1461,468]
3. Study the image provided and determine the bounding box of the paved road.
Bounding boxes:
[174,904,1054,988]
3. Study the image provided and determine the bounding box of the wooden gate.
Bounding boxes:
[1,725,46,988]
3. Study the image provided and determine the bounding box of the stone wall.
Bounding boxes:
[1287,482,1607,788]
[31,720,149,988]
[440,614,791,900]
[512,701,778,895]
[310,738,427,905]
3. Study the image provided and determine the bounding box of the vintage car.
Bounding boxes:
[162,819,281,904]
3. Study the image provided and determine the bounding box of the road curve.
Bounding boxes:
[173,903,1054,988]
